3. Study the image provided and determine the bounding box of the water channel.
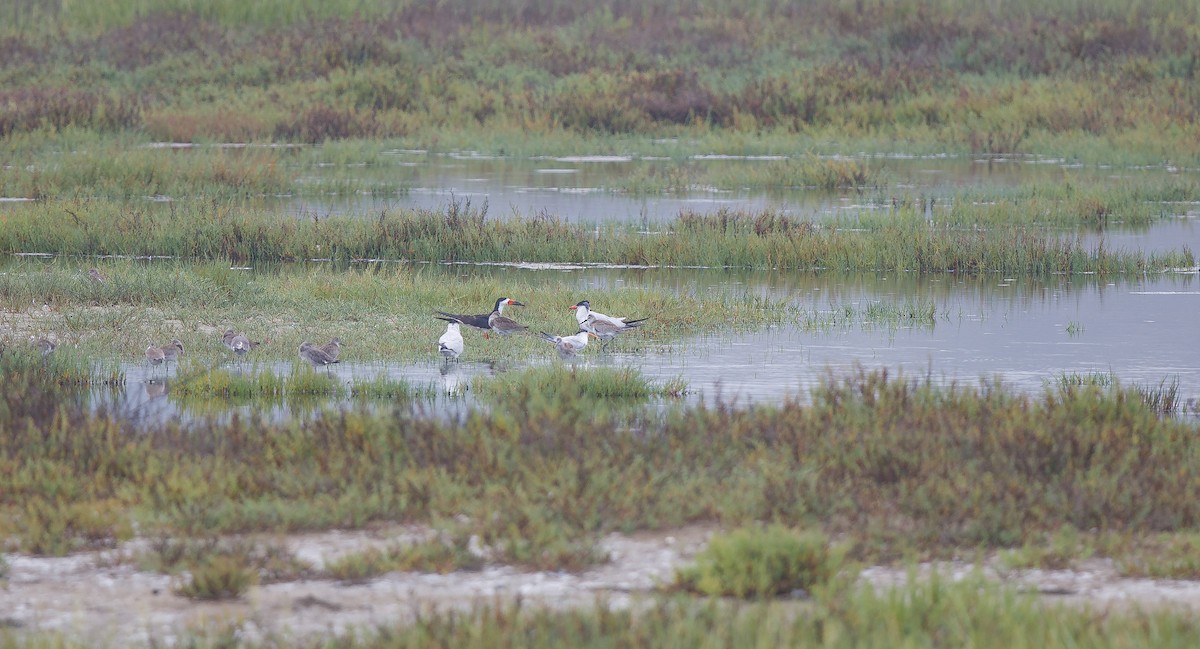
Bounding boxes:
[12,151,1200,426]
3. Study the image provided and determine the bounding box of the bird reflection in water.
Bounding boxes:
[144,379,167,399]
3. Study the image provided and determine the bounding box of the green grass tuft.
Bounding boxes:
[675,525,846,598]
[174,553,258,600]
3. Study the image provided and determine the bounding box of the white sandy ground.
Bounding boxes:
[4,525,1200,646]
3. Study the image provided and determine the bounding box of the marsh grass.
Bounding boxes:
[0,260,812,364]
[323,532,484,582]
[1116,533,1200,580]
[55,577,1200,648]
[1134,376,1182,415]
[139,535,313,584]
[674,526,848,599]
[4,0,1200,165]
[1052,373,1184,417]
[4,365,1200,570]
[998,526,1094,572]
[17,497,134,556]
[1054,371,1116,388]
[1,199,1194,274]
[475,365,686,402]
[349,375,442,400]
[170,365,296,399]
[174,553,258,600]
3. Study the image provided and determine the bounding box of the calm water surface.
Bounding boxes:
[96,267,1199,428]
[286,151,1199,230]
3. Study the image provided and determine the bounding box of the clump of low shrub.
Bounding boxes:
[175,554,258,600]
[675,525,846,599]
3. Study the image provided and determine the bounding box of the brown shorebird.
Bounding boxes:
[436,318,464,360]
[316,337,341,361]
[145,344,166,371]
[298,342,339,370]
[222,329,263,366]
[159,339,185,366]
[437,297,525,339]
[88,268,107,283]
[538,329,596,359]
[486,297,528,337]
[29,335,56,358]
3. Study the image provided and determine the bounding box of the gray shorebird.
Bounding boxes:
[29,335,56,358]
[436,318,464,360]
[159,339,185,366]
[316,337,341,361]
[486,297,528,337]
[298,341,339,370]
[145,344,166,372]
[538,329,595,359]
[88,268,107,283]
[222,329,263,367]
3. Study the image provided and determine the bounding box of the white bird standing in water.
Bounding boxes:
[569,300,649,330]
[437,318,464,360]
[538,329,596,359]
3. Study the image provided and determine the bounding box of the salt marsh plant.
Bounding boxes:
[4,0,1200,163]
[3,364,1199,568]
[674,526,847,599]
[35,578,1200,648]
[323,533,484,582]
[1,200,1192,274]
[474,365,686,402]
[174,553,258,600]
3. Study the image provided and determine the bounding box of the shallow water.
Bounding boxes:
[284,151,1199,231]
[13,151,1200,426]
[79,267,1200,429]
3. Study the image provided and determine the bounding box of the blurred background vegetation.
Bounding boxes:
[1,0,1197,161]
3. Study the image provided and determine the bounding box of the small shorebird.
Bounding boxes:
[29,335,56,358]
[88,268,107,283]
[437,297,525,339]
[222,329,263,367]
[436,318,464,360]
[570,300,649,330]
[159,339,185,367]
[145,344,166,371]
[487,297,529,337]
[316,337,342,361]
[538,330,596,359]
[298,341,339,369]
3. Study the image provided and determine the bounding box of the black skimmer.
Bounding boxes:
[437,297,525,339]
[486,297,529,336]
